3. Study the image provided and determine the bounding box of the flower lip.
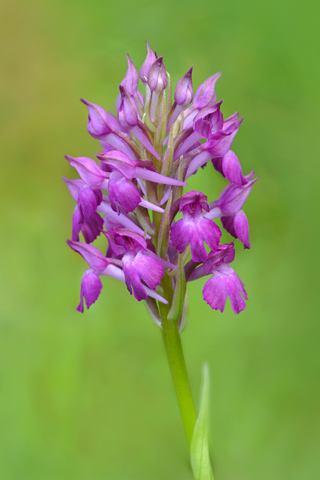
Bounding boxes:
[203,263,247,314]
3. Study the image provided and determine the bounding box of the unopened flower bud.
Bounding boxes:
[148,56,167,93]
[81,98,122,138]
[139,41,157,83]
[118,86,139,127]
[174,65,193,107]
[120,54,139,96]
[193,72,221,110]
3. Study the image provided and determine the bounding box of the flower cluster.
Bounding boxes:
[65,43,256,322]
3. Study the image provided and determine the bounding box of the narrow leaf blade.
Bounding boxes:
[190,364,214,480]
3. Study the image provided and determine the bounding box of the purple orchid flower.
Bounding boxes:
[103,229,165,301]
[174,102,224,159]
[170,191,221,262]
[205,177,257,248]
[63,177,103,243]
[81,98,137,160]
[65,154,165,215]
[182,115,243,177]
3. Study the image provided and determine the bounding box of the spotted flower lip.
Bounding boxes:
[65,43,256,315]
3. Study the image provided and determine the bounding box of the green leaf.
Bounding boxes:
[167,254,186,322]
[190,364,214,480]
[157,193,172,258]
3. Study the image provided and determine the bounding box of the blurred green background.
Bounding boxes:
[1,0,319,479]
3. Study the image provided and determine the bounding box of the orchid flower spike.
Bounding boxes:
[65,44,256,318]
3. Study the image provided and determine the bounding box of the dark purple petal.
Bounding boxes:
[77,270,103,312]
[67,240,109,272]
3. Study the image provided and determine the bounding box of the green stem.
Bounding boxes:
[161,314,197,448]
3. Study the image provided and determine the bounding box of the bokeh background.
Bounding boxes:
[1,0,319,479]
